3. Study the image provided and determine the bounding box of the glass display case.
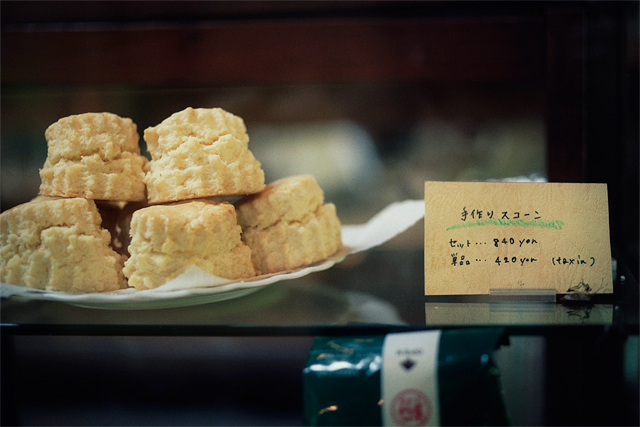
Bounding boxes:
[1,2,638,426]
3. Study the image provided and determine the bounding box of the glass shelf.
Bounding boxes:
[2,247,636,337]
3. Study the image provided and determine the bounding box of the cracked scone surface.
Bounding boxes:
[0,197,127,292]
[235,175,342,274]
[143,107,265,203]
[123,200,256,290]
[39,112,147,201]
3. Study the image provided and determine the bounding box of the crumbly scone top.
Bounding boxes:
[44,112,141,164]
[235,174,325,230]
[1,197,104,236]
[129,200,242,251]
[143,107,250,157]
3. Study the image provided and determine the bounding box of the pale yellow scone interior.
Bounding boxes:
[235,175,343,275]
[143,107,265,204]
[39,112,148,201]
[0,197,127,292]
[123,200,256,290]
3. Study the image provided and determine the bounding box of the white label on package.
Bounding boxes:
[382,330,442,426]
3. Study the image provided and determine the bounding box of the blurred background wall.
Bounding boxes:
[3,1,636,270]
[1,1,552,221]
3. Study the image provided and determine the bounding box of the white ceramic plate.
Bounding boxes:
[1,248,349,310]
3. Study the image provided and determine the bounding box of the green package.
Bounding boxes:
[303,328,508,426]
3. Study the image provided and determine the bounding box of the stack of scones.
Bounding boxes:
[0,108,342,292]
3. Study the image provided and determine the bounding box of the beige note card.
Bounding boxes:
[424,181,613,295]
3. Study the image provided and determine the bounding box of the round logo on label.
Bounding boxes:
[390,388,432,426]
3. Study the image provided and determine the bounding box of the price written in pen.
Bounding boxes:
[449,236,540,266]
[448,238,596,268]
[450,252,539,267]
[449,237,539,248]
[450,250,597,267]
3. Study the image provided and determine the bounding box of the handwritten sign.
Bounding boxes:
[424,182,613,295]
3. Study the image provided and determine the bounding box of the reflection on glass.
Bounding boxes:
[425,302,613,326]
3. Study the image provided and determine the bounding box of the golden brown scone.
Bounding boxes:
[0,197,127,292]
[28,196,126,255]
[123,200,256,290]
[39,112,148,201]
[235,175,342,274]
[143,107,265,204]
[234,174,324,229]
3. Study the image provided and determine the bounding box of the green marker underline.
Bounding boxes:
[446,218,565,231]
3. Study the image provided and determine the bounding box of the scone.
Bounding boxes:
[123,200,256,290]
[143,107,265,204]
[0,197,127,292]
[39,112,148,201]
[234,175,342,274]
